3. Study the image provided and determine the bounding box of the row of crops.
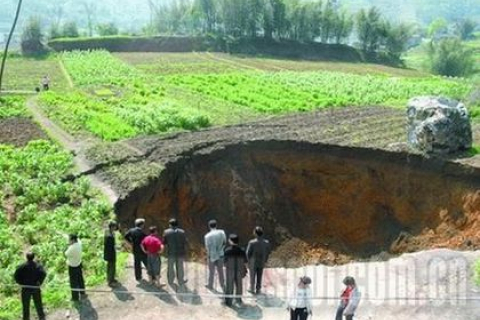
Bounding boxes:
[38,50,477,142]
[0,96,117,320]
[39,51,211,141]
[166,71,473,113]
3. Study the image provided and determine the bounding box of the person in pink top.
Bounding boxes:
[141,226,164,286]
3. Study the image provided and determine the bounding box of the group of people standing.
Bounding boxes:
[14,234,87,320]
[123,218,188,287]
[13,217,360,320]
[122,217,271,308]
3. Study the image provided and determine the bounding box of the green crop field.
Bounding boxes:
[0,141,119,320]
[1,55,70,92]
[33,50,476,142]
[0,96,124,320]
[0,96,27,118]
[1,48,480,319]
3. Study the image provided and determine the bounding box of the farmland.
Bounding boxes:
[0,96,123,320]
[0,48,480,320]
[1,55,69,92]
[7,50,469,141]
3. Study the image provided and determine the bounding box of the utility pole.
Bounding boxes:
[0,0,24,95]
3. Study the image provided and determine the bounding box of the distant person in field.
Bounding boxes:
[14,252,47,320]
[336,276,361,320]
[65,234,86,302]
[140,226,164,286]
[124,218,148,281]
[204,219,226,291]
[104,221,119,287]
[41,75,50,91]
[246,226,270,295]
[163,218,188,287]
[224,233,247,307]
[288,276,313,320]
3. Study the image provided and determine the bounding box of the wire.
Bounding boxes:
[3,283,478,302]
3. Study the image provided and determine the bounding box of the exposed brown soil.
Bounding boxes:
[0,117,48,146]
[83,107,480,267]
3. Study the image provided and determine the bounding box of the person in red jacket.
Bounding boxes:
[141,226,164,286]
[336,276,361,320]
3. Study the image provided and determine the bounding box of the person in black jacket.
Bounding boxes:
[224,234,247,307]
[246,226,271,295]
[104,221,119,286]
[163,218,188,286]
[14,252,47,320]
[125,218,148,281]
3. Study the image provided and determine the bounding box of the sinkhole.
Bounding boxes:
[115,141,480,266]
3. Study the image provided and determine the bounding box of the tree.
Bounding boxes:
[20,17,46,55]
[427,18,448,39]
[0,0,23,93]
[271,0,287,38]
[456,19,477,40]
[96,22,119,36]
[332,10,353,44]
[48,23,62,39]
[428,38,475,77]
[383,22,413,59]
[82,1,97,37]
[62,21,80,38]
[195,0,217,33]
[356,7,383,52]
[320,0,336,43]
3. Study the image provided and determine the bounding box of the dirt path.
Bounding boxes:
[26,96,119,203]
[46,249,480,320]
[58,58,75,89]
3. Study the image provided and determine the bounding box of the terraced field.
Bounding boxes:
[0,95,123,320]
[116,52,427,76]
[1,56,70,91]
[30,50,475,142]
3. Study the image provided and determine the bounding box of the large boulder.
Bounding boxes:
[407,96,472,153]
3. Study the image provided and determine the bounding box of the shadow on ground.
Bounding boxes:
[112,283,135,302]
[137,281,178,305]
[175,284,203,305]
[74,298,98,320]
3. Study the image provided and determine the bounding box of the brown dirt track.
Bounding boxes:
[0,117,48,146]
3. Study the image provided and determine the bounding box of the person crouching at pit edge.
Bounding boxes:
[336,276,361,320]
[288,276,313,320]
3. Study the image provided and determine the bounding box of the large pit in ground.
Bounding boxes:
[114,140,480,266]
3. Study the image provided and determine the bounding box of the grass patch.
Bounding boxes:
[468,145,480,156]
[0,96,27,119]
[1,55,69,91]
[0,140,114,320]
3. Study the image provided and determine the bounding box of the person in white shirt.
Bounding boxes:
[204,219,226,291]
[65,234,86,302]
[336,276,361,320]
[288,276,313,320]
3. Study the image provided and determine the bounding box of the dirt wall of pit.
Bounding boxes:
[115,141,480,264]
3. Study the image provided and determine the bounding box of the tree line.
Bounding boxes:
[145,0,412,58]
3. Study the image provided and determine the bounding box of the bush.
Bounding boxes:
[428,38,475,77]
[62,21,80,38]
[20,17,46,55]
[96,23,119,36]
